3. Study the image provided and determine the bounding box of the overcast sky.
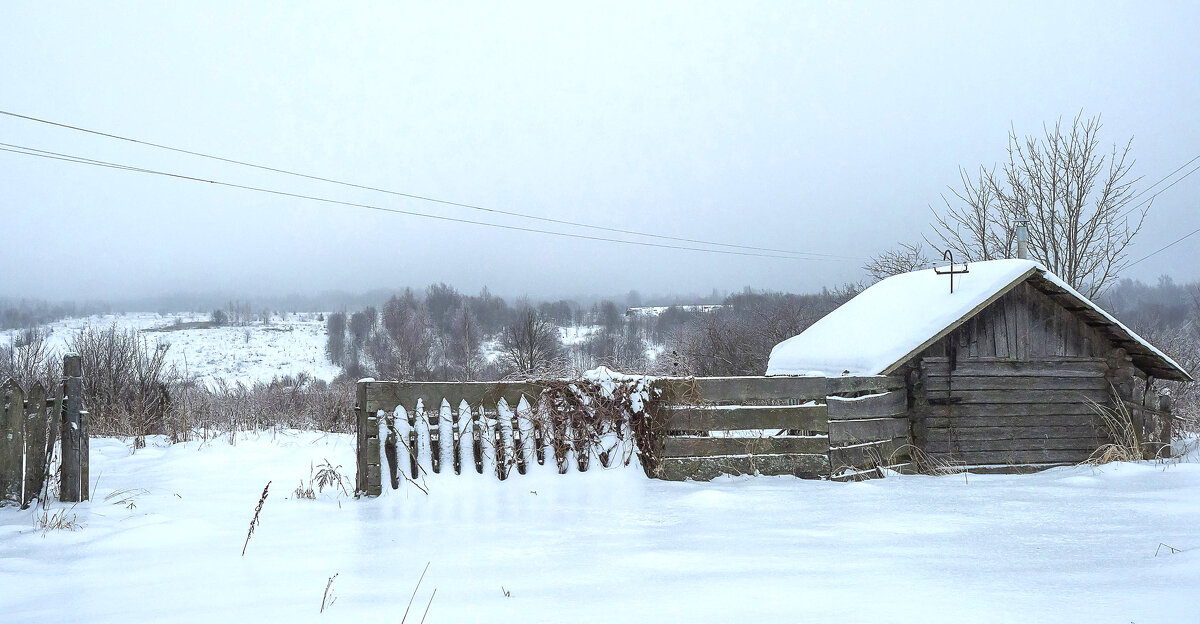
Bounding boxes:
[2,1,1198,302]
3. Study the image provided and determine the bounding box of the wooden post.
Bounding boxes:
[60,354,85,502]
[355,382,368,494]
[355,380,382,497]
[1159,390,1173,459]
[23,383,48,508]
[365,412,381,496]
[1,380,23,504]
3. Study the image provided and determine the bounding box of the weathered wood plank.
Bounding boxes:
[826,376,906,395]
[922,438,1107,453]
[827,390,907,420]
[922,375,1110,392]
[654,453,830,481]
[921,425,1107,441]
[355,383,368,494]
[925,389,1109,404]
[656,376,829,404]
[662,436,829,458]
[364,381,544,413]
[916,402,1100,418]
[829,417,909,444]
[921,357,1107,377]
[664,404,828,432]
[60,355,85,503]
[1,380,23,504]
[22,383,48,507]
[924,448,1093,465]
[829,436,910,471]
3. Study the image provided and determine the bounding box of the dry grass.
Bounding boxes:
[1082,398,1142,466]
[320,573,338,613]
[900,444,968,477]
[36,505,81,534]
[241,481,271,556]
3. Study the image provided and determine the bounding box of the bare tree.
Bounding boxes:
[499,309,563,377]
[863,242,931,281]
[927,113,1146,297]
[448,305,483,381]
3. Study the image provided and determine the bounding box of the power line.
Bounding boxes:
[1128,154,1200,204]
[1118,159,1200,221]
[0,108,858,261]
[1127,223,1200,268]
[0,141,815,261]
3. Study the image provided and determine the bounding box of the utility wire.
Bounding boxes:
[1126,224,1200,268]
[0,108,858,260]
[1128,154,1200,204]
[1118,159,1200,221]
[0,142,811,261]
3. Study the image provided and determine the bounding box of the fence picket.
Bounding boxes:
[491,405,508,480]
[428,399,442,474]
[23,383,48,507]
[407,404,419,479]
[451,401,463,475]
[470,406,482,473]
[511,408,526,476]
[572,410,589,472]
[1,380,24,504]
[533,413,546,466]
[384,413,400,490]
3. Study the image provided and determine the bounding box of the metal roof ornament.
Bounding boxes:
[933,249,969,294]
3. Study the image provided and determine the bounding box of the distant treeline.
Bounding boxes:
[322,282,865,382]
[0,287,727,332]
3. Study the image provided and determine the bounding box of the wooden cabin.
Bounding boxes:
[766,259,1192,468]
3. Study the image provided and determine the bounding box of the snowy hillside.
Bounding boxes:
[1,433,1197,622]
[3,312,341,387]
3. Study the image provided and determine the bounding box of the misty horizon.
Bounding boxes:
[3,2,1199,302]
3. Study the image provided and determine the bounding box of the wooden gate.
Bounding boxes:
[0,354,89,507]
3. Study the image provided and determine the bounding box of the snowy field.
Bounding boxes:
[2,313,340,387]
[2,432,1198,623]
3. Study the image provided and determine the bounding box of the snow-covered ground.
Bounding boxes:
[2,313,340,387]
[2,432,1197,623]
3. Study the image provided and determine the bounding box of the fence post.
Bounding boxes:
[1,380,24,504]
[355,381,382,497]
[60,354,87,502]
[22,383,48,508]
[1158,389,1173,459]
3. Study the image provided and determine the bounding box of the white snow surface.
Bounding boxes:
[2,433,1199,622]
[2,313,341,387]
[767,259,1186,377]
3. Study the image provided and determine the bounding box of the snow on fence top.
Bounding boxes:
[765,259,1190,379]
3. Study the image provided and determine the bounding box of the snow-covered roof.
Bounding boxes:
[766,259,1192,382]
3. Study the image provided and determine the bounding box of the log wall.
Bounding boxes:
[910,282,1123,466]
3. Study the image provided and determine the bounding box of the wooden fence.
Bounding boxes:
[1125,391,1175,459]
[355,374,912,494]
[651,375,909,481]
[0,354,89,508]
